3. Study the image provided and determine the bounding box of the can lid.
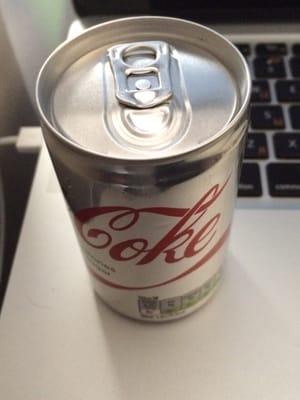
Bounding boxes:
[37,17,250,161]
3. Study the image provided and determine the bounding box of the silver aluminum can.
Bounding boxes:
[36,17,251,321]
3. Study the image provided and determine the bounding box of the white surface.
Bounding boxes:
[1,145,300,400]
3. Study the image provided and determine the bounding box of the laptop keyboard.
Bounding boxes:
[235,42,300,200]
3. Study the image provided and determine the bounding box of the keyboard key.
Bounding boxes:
[292,44,300,55]
[251,80,271,102]
[238,163,262,197]
[251,105,285,129]
[276,80,300,102]
[289,106,300,129]
[235,43,251,57]
[256,43,287,56]
[274,133,300,159]
[267,163,300,197]
[245,133,269,159]
[290,57,300,78]
[254,56,286,78]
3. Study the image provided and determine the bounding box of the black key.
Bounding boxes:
[235,43,251,57]
[290,57,300,78]
[267,163,300,197]
[244,133,268,159]
[256,43,287,56]
[254,56,286,78]
[251,105,285,129]
[289,106,300,129]
[292,44,300,55]
[251,80,271,102]
[276,80,300,102]
[238,163,262,197]
[274,133,300,159]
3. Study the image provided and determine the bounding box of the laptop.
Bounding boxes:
[73,0,300,208]
[0,1,300,399]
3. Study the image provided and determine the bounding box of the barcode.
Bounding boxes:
[138,296,160,318]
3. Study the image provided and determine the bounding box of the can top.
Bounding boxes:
[36,17,250,161]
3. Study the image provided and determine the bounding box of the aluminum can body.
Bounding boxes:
[36,17,251,321]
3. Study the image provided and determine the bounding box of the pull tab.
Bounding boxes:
[107,41,172,109]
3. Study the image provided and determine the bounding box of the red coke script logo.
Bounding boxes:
[75,177,231,290]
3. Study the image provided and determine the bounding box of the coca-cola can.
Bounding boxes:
[36,17,251,321]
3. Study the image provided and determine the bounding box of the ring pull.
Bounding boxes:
[108,41,173,109]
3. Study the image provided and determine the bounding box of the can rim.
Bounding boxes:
[36,16,251,164]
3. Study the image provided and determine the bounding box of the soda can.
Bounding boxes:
[36,17,251,321]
